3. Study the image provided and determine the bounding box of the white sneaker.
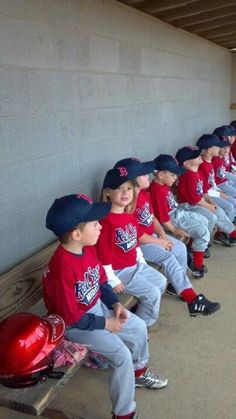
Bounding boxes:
[135,368,168,389]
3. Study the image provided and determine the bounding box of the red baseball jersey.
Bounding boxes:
[231,142,236,160]
[96,212,140,270]
[42,245,107,325]
[223,151,236,172]
[177,170,204,204]
[135,190,155,236]
[198,159,216,193]
[149,181,178,224]
[212,156,227,185]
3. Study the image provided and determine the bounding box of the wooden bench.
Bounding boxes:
[0,242,138,418]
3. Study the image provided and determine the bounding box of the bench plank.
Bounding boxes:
[0,242,57,320]
[0,351,88,416]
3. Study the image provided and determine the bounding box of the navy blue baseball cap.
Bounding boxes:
[196,134,225,150]
[113,157,155,175]
[213,125,235,137]
[154,154,186,175]
[175,146,201,166]
[102,165,141,190]
[46,194,111,236]
[230,120,236,129]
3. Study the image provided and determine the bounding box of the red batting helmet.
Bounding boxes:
[0,312,65,387]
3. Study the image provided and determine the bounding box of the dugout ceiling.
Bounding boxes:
[118,0,236,51]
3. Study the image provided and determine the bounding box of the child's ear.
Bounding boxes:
[71,229,82,241]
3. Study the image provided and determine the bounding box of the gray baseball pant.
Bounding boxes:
[212,196,236,221]
[225,171,236,186]
[170,208,210,251]
[115,262,167,326]
[181,203,235,234]
[167,234,188,272]
[219,181,236,199]
[141,234,192,294]
[65,299,149,416]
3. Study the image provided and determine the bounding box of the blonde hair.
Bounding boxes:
[58,222,87,244]
[101,179,138,214]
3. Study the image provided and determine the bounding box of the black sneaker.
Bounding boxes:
[112,413,139,419]
[213,232,232,247]
[188,294,220,316]
[204,247,211,258]
[187,261,207,278]
[166,283,178,296]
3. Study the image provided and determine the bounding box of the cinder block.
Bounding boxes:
[118,42,141,73]
[0,16,58,68]
[0,68,30,116]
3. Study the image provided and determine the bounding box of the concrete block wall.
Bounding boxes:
[0,0,232,273]
[230,53,236,122]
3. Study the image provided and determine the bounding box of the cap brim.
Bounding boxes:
[171,166,186,175]
[191,149,202,159]
[139,160,155,175]
[219,140,231,147]
[83,202,111,220]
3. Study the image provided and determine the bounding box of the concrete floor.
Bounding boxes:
[0,242,235,419]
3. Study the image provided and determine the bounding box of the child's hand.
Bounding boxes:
[175,228,189,241]
[113,302,128,322]
[105,316,124,333]
[156,238,173,251]
[207,203,217,212]
[113,282,125,293]
[220,191,228,200]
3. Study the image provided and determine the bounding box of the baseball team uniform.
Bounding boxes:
[212,155,236,198]
[135,189,193,294]
[96,212,167,326]
[149,181,210,252]
[222,152,236,186]
[177,169,235,235]
[199,159,236,222]
[43,244,149,416]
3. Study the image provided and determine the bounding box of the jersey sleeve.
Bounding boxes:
[178,173,202,204]
[151,190,170,224]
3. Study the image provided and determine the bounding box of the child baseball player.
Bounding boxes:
[197,134,236,224]
[212,126,236,197]
[113,157,220,317]
[175,146,236,247]
[213,125,236,186]
[149,154,212,280]
[43,194,168,419]
[97,166,167,327]
[230,121,236,159]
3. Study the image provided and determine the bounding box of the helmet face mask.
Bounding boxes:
[0,313,65,388]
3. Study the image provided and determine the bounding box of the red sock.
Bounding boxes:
[229,230,236,238]
[180,288,197,304]
[192,251,204,268]
[134,367,147,378]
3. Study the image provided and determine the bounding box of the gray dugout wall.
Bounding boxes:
[0,0,232,273]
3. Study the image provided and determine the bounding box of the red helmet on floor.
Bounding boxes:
[0,312,65,387]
